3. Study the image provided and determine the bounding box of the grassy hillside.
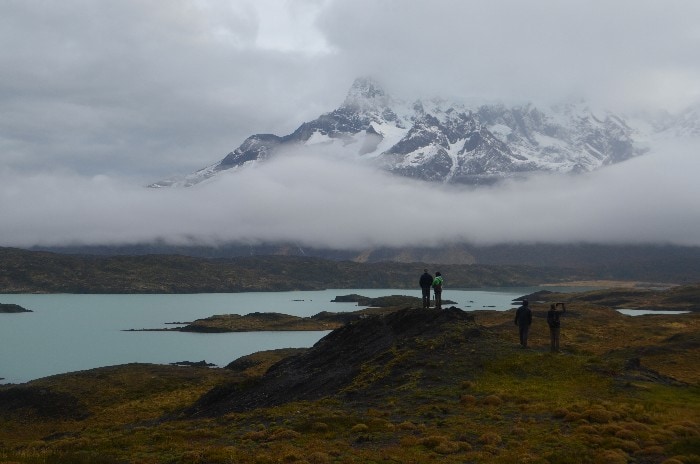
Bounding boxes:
[0,246,598,293]
[36,242,700,284]
[0,286,698,463]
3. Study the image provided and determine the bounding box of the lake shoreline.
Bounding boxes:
[3,284,696,384]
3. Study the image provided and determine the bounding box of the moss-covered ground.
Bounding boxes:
[0,288,698,463]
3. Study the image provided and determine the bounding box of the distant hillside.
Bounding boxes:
[0,246,596,293]
[29,242,700,285]
[468,243,700,283]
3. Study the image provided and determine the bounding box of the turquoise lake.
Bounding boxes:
[0,287,581,384]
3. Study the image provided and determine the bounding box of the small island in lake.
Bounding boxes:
[128,306,405,333]
[126,294,460,332]
[0,303,32,313]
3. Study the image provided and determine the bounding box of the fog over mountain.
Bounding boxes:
[2,134,699,248]
[149,77,652,188]
[1,1,699,250]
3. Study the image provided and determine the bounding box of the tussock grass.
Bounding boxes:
[1,295,699,463]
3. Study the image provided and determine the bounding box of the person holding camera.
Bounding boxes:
[547,302,566,352]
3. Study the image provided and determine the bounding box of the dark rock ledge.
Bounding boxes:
[0,303,32,313]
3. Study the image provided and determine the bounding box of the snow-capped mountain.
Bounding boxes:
[149,77,651,187]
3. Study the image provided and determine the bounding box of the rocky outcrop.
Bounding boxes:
[185,307,479,416]
[0,303,32,313]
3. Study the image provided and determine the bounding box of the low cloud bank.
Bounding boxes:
[1,140,699,249]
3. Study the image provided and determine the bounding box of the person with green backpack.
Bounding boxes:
[432,272,444,309]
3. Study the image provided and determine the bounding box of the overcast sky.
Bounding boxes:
[1,0,700,249]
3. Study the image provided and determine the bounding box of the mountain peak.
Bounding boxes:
[343,77,391,109]
[347,76,386,98]
[150,78,671,188]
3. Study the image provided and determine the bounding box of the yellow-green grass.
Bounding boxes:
[1,294,698,463]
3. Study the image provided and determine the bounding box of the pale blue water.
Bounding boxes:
[0,287,579,384]
[617,309,690,316]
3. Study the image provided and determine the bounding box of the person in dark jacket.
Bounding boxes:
[419,269,433,308]
[547,302,566,352]
[514,299,532,348]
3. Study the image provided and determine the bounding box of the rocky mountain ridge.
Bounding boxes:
[148,77,697,188]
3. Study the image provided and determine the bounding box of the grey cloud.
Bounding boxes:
[3,0,699,179]
[1,140,699,248]
[0,1,338,178]
[1,1,699,249]
[319,0,700,110]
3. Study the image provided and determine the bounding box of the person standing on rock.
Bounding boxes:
[432,272,444,309]
[547,302,566,352]
[419,269,433,308]
[514,299,532,348]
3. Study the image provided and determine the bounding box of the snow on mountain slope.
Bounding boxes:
[150,77,693,188]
